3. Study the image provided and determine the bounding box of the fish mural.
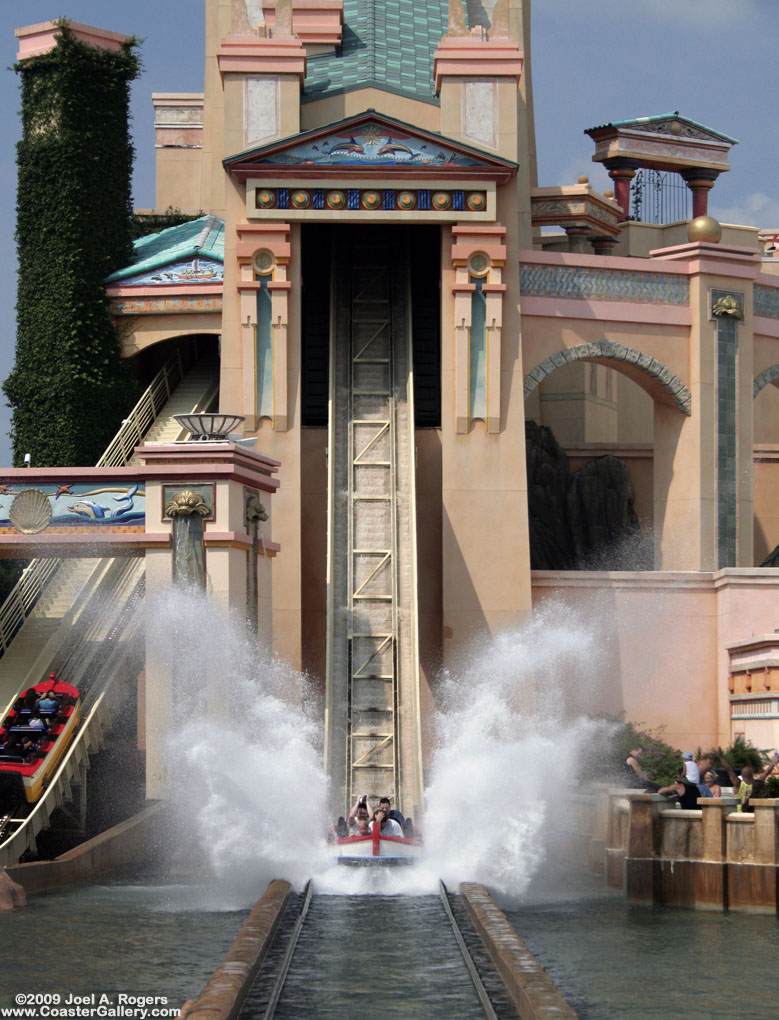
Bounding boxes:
[0,483,146,533]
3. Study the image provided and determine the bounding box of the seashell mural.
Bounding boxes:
[9,488,52,534]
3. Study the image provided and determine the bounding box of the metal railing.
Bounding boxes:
[0,344,201,656]
[97,344,199,467]
[630,169,690,224]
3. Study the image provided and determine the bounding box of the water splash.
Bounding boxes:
[421,606,609,899]
[149,590,609,903]
[317,604,612,898]
[147,589,331,906]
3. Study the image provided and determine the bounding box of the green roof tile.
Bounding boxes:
[105,215,224,282]
[304,0,447,105]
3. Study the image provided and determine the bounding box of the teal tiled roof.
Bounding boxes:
[105,215,224,282]
[304,0,447,105]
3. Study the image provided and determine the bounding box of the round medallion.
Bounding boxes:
[327,190,346,210]
[397,191,416,210]
[361,191,381,209]
[431,192,451,211]
[9,489,52,534]
[291,190,310,209]
[466,192,487,211]
[256,189,276,209]
[253,249,276,276]
[467,251,490,278]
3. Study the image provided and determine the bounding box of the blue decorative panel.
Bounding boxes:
[259,122,488,168]
[520,264,690,305]
[755,285,779,319]
[0,483,145,532]
[417,190,430,211]
[452,190,465,211]
[276,189,289,209]
[312,189,325,209]
[119,258,223,287]
[383,190,396,210]
[347,189,360,210]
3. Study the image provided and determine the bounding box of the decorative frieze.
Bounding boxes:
[108,295,222,316]
[253,184,488,215]
[530,185,621,238]
[519,263,689,306]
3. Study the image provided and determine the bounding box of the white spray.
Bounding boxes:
[149,590,610,902]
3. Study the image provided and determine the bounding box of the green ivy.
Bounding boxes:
[4,22,141,467]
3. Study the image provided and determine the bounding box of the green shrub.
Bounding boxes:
[592,719,682,788]
[707,736,766,772]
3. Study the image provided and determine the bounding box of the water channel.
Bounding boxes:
[2,878,777,1017]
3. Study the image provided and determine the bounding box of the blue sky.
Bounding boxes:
[0,0,775,464]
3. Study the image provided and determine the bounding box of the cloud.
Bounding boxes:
[710,192,779,229]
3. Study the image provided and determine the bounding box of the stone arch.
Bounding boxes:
[523,340,691,416]
[753,364,779,398]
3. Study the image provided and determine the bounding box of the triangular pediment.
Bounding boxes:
[224,112,517,183]
[586,113,737,147]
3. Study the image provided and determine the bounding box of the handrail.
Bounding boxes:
[97,344,197,467]
[0,344,201,657]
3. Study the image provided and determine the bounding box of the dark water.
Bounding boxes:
[268,896,486,1019]
[505,885,779,1020]
[0,884,248,1010]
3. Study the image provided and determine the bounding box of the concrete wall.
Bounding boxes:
[532,569,779,750]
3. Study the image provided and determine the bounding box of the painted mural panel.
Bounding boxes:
[119,258,224,287]
[261,123,489,168]
[0,483,145,535]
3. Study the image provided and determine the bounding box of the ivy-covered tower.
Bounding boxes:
[4,21,140,467]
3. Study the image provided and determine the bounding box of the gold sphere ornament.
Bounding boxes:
[687,215,722,244]
[604,189,614,199]
[577,175,589,184]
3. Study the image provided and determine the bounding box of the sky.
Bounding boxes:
[0,0,776,466]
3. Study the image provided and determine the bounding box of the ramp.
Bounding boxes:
[325,229,423,819]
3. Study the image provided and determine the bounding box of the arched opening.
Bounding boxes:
[523,341,692,570]
[752,366,779,564]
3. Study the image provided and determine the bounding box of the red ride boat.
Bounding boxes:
[0,677,81,804]
[334,825,423,866]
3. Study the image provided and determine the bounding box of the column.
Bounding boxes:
[681,169,720,219]
[603,159,640,221]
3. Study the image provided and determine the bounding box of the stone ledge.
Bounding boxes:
[459,882,576,1019]
[186,879,293,1020]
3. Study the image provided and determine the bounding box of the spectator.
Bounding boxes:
[657,761,702,809]
[682,753,700,784]
[623,747,658,791]
[703,771,721,798]
[718,748,779,812]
